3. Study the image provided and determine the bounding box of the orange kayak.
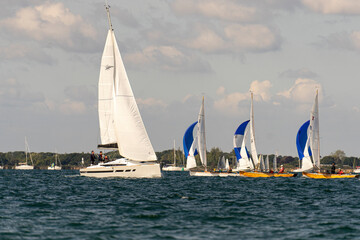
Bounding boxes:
[303,172,360,179]
[239,171,297,178]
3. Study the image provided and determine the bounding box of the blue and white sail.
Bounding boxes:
[183,121,198,169]
[296,120,313,172]
[233,120,253,171]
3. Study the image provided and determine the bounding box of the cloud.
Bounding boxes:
[59,99,87,115]
[277,78,321,104]
[171,0,259,22]
[317,31,360,51]
[124,45,212,72]
[279,68,318,79]
[0,43,54,64]
[302,0,360,14]
[0,2,97,52]
[137,98,167,109]
[214,80,272,114]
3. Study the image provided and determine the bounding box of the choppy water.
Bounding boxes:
[1,170,360,239]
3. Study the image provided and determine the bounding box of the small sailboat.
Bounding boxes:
[295,90,358,179]
[233,120,253,171]
[239,93,296,178]
[79,4,161,178]
[189,97,229,177]
[15,137,34,170]
[162,140,185,171]
[48,150,61,170]
[217,156,226,171]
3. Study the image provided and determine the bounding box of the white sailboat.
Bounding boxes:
[15,137,34,170]
[48,150,61,170]
[249,92,260,170]
[80,4,161,178]
[162,140,184,171]
[273,152,278,172]
[265,155,270,172]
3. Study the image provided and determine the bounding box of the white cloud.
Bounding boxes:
[216,86,226,96]
[171,0,258,22]
[59,99,87,115]
[249,80,272,101]
[302,0,360,14]
[137,98,167,108]
[277,78,322,104]
[187,28,226,53]
[214,80,272,114]
[125,45,212,72]
[0,2,97,51]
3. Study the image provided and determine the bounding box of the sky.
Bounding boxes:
[1,0,360,157]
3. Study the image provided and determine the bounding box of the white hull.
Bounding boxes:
[48,166,62,170]
[15,165,34,170]
[353,168,360,173]
[80,159,161,178]
[162,166,186,171]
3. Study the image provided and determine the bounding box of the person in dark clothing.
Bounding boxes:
[99,151,104,163]
[90,150,96,165]
[331,162,336,174]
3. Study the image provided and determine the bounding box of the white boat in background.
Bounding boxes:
[48,150,62,170]
[80,4,161,178]
[163,140,185,171]
[15,137,34,170]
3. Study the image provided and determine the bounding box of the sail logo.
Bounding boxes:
[105,65,114,70]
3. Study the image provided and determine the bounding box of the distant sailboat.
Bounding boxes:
[273,152,278,172]
[183,121,198,170]
[225,158,230,171]
[15,137,34,170]
[48,150,61,170]
[217,156,226,171]
[162,140,184,171]
[79,4,161,178]
[296,90,358,178]
[233,120,253,171]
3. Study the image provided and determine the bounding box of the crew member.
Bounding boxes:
[90,150,96,165]
[331,162,336,174]
[279,165,284,173]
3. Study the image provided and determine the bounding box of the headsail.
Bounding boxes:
[296,120,313,172]
[217,156,226,170]
[183,121,198,169]
[197,97,207,170]
[102,6,157,161]
[249,92,259,169]
[233,120,253,170]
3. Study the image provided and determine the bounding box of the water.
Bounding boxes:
[1,170,360,239]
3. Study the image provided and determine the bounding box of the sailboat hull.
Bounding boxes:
[48,166,62,170]
[162,166,187,171]
[240,171,297,178]
[303,172,359,179]
[80,163,161,178]
[15,165,34,170]
[189,171,238,177]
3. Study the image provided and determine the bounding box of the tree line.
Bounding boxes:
[0,148,356,170]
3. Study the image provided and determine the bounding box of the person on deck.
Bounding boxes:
[331,162,336,174]
[338,169,344,174]
[90,150,96,165]
[99,151,104,163]
[104,155,108,163]
[279,165,284,173]
[269,169,274,173]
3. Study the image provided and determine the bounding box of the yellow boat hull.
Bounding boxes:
[303,172,359,179]
[240,171,297,178]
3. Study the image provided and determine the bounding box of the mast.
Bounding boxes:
[173,140,176,166]
[25,137,28,165]
[105,0,113,31]
[249,92,259,169]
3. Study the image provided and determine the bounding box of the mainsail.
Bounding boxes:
[183,121,198,169]
[234,120,253,170]
[197,97,207,169]
[99,6,157,161]
[310,90,320,169]
[249,92,259,169]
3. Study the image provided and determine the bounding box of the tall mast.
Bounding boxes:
[173,140,176,166]
[105,0,113,31]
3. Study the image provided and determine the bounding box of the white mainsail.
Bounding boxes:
[265,155,270,172]
[98,30,117,147]
[310,90,320,170]
[225,159,230,171]
[273,152,278,172]
[301,134,314,171]
[100,7,156,161]
[249,92,259,169]
[197,97,207,170]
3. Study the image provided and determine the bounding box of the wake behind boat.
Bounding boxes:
[79,4,161,178]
